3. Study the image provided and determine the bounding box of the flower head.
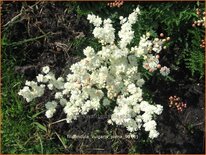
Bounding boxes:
[42,66,50,74]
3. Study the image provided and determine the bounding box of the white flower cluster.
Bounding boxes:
[160,66,170,76]
[18,66,64,102]
[132,33,170,76]
[19,7,168,139]
[118,7,140,48]
[18,81,45,102]
[45,101,57,118]
[88,15,115,44]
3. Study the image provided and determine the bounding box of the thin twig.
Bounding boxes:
[55,132,67,149]
[193,122,204,127]
[184,111,191,123]
[3,2,40,28]
[3,7,24,27]
[3,32,53,47]
[49,118,67,125]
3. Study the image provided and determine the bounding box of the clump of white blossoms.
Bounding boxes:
[18,7,170,139]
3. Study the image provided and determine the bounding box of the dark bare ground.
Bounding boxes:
[2,2,205,154]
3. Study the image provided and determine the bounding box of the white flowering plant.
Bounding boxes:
[18,7,170,139]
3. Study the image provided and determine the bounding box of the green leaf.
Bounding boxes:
[33,122,47,132]
[32,111,46,119]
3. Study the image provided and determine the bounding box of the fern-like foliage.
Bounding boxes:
[185,28,205,78]
[185,49,204,78]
